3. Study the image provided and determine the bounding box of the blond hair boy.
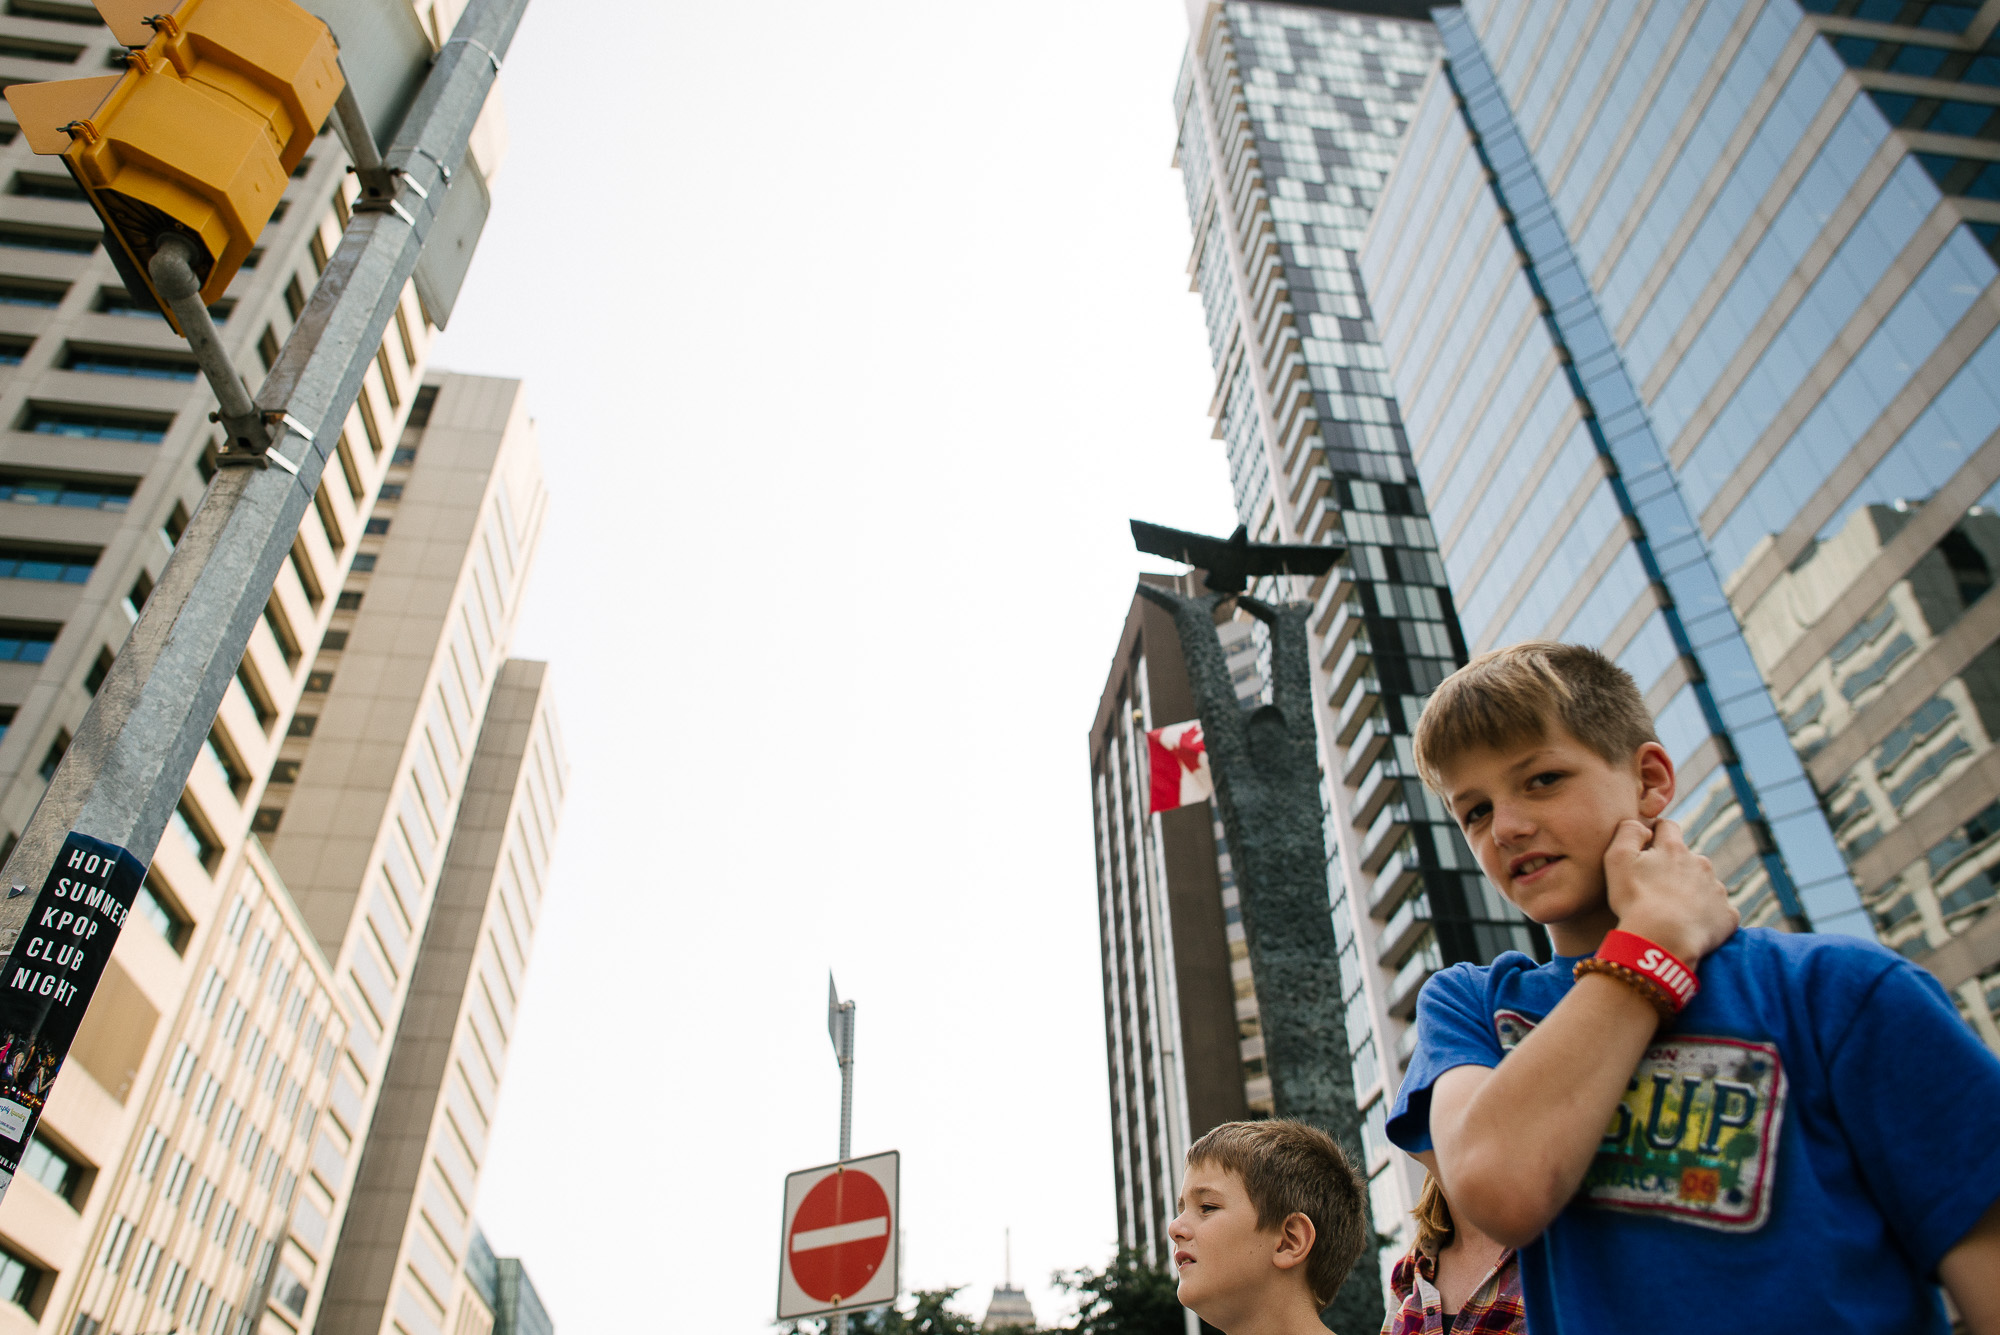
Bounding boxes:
[1386,642,2000,1334]
[1168,1120,1367,1334]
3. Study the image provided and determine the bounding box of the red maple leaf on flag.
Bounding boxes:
[1170,723,1206,773]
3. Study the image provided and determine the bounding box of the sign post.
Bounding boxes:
[826,976,858,1335]
[777,1150,900,1324]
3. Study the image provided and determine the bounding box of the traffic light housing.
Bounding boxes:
[3,0,342,333]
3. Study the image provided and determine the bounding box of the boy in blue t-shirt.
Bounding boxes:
[1387,641,2000,1334]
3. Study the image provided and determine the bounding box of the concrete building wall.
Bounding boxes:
[1090,576,1269,1262]
[0,8,559,1335]
[316,660,564,1335]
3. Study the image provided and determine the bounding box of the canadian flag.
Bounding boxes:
[1148,720,1215,813]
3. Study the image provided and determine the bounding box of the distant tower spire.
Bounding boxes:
[980,1228,1035,1332]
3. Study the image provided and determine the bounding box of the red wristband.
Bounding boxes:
[1594,929,1698,1011]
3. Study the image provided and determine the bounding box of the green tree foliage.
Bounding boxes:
[781,1287,985,1335]
[1052,1248,1185,1335]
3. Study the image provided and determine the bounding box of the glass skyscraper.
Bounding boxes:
[1170,0,1543,1248]
[1359,0,2000,1045]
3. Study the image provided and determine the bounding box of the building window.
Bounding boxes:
[304,671,332,693]
[6,173,79,200]
[321,630,348,651]
[251,808,282,834]
[271,1260,307,1318]
[0,627,54,663]
[407,382,437,427]
[335,591,362,611]
[269,760,300,784]
[134,879,190,953]
[375,344,400,407]
[19,1134,85,1205]
[0,34,80,60]
[390,447,416,465]
[286,714,315,738]
[364,517,389,535]
[6,0,104,24]
[59,346,196,381]
[0,1242,47,1314]
[0,224,95,254]
[378,484,403,501]
[0,544,95,583]
[83,647,112,695]
[23,405,170,442]
[235,662,275,732]
[0,335,30,365]
[262,600,300,670]
[38,729,67,782]
[288,541,321,608]
[203,728,248,796]
[0,280,64,307]
[125,570,152,619]
[0,474,133,511]
[169,800,218,871]
[351,553,376,572]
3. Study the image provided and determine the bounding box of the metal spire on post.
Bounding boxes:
[827,974,856,1335]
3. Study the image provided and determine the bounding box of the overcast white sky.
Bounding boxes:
[429,1,1241,1329]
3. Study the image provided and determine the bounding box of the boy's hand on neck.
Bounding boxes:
[1603,817,1738,966]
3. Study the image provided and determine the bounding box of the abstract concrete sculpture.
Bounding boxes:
[1131,520,1380,1335]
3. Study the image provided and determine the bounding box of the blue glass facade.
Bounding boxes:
[1174,1,1546,1245]
[1360,0,2000,1043]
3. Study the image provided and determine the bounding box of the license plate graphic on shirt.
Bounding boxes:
[1494,1010,1787,1232]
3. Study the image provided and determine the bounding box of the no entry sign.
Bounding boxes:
[776,1149,900,1320]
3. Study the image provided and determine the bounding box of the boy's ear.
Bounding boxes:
[1635,741,1675,819]
[1271,1211,1316,1273]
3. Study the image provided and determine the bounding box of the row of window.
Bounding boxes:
[0,334,200,381]
[0,276,232,322]
[1799,0,1979,35]
[1831,35,2000,84]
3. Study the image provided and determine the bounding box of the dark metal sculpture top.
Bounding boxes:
[1131,519,1343,593]
[1130,518,1378,1335]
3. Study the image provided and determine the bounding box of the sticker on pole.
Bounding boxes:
[0,832,146,1196]
[776,1149,899,1320]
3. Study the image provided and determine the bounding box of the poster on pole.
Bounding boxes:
[777,1149,900,1321]
[0,833,146,1196]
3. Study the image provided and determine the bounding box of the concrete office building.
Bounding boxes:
[1358,0,2000,1043]
[1162,0,1542,1245]
[0,4,563,1334]
[1091,575,1274,1262]
[264,373,561,1335]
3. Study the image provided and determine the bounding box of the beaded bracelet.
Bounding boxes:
[1573,956,1679,1023]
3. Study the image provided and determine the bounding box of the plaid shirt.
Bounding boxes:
[1379,1239,1525,1335]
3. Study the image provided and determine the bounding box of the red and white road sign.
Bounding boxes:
[776,1149,900,1320]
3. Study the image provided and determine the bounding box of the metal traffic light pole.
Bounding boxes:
[0,0,528,1206]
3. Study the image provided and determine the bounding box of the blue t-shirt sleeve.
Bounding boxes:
[1387,963,1505,1155]
[1825,956,2000,1272]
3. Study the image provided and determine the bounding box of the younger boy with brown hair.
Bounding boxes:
[1387,641,2000,1334]
[1168,1120,1369,1335]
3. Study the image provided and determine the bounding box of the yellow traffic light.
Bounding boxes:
[3,0,342,332]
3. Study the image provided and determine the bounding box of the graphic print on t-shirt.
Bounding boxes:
[1493,1009,1788,1232]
